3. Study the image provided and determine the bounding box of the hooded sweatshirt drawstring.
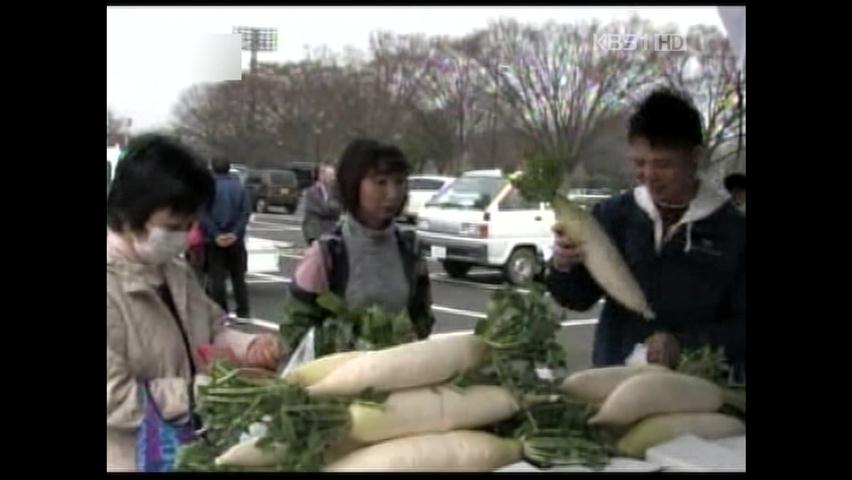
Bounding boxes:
[684,222,694,253]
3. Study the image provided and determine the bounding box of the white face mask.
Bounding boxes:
[133,226,189,265]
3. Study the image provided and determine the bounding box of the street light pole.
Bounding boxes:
[234,26,278,162]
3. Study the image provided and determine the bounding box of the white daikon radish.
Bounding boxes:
[617,413,746,458]
[552,195,655,320]
[214,437,288,467]
[307,334,489,397]
[348,384,519,443]
[283,350,364,385]
[323,430,523,472]
[325,437,367,465]
[588,372,724,426]
[560,364,668,403]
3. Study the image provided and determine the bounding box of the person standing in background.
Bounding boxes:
[201,156,252,318]
[301,163,342,245]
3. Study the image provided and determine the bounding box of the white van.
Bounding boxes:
[415,169,556,286]
[403,175,457,223]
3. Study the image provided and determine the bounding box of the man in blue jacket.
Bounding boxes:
[547,88,745,377]
[202,156,252,318]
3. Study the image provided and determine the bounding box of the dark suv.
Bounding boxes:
[245,169,300,213]
[287,162,318,191]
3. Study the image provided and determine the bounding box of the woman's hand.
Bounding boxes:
[245,334,284,371]
[196,344,238,373]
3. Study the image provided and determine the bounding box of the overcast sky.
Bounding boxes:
[107,6,731,132]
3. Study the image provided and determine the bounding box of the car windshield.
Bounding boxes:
[410,178,451,191]
[269,172,296,186]
[426,176,505,210]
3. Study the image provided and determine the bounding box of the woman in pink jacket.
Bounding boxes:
[106,135,284,471]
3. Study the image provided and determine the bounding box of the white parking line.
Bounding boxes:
[251,220,299,228]
[247,272,292,283]
[428,274,530,294]
[227,316,281,332]
[244,265,603,309]
[265,225,304,232]
[270,241,296,249]
[253,213,301,220]
[560,318,600,327]
[465,270,500,277]
[227,313,597,337]
[431,305,487,319]
[248,227,292,232]
[429,318,598,339]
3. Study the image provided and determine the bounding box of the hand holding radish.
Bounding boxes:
[245,334,283,371]
[551,224,583,271]
[197,344,238,373]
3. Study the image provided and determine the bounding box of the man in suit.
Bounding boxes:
[301,163,342,245]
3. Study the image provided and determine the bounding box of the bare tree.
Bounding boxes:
[479,18,658,173]
[655,25,745,173]
[409,35,492,173]
[166,18,738,185]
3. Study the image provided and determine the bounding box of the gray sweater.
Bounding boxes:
[341,215,410,314]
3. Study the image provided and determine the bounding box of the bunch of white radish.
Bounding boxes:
[185,286,615,472]
[215,335,524,470]
[214,326,609,472]
[559,366,745,458]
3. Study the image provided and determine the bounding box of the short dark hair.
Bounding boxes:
[724,173,746,192]
[106,134,214,233]
[629,88,703,150]
[211,156,231,174]
[336,138,411,215]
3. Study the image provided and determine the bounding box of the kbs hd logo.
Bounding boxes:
[596,33,688,52]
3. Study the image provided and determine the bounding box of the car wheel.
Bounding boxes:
[255,198,268,213]
[284,204,296,214]
[504,247,540,286]
[442,260,472,279]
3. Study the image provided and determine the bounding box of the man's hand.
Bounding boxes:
[645,332,681,368]
[216,233,238,248]
[245,334,284,371]
[551,224,583,271]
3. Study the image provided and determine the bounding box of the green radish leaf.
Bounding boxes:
[316,292,347,316]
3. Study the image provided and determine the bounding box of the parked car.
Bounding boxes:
[287,161,318,191]
[567,188,613,210]
[402,175,456,223]
[415,169,556,286]
[230,163,249,185]
[245,169,300,213]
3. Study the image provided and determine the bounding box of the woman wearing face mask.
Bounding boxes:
[106,134,284,471]
[281,139,435,356]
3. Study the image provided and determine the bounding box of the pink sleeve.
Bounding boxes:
[293,242,329,293]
